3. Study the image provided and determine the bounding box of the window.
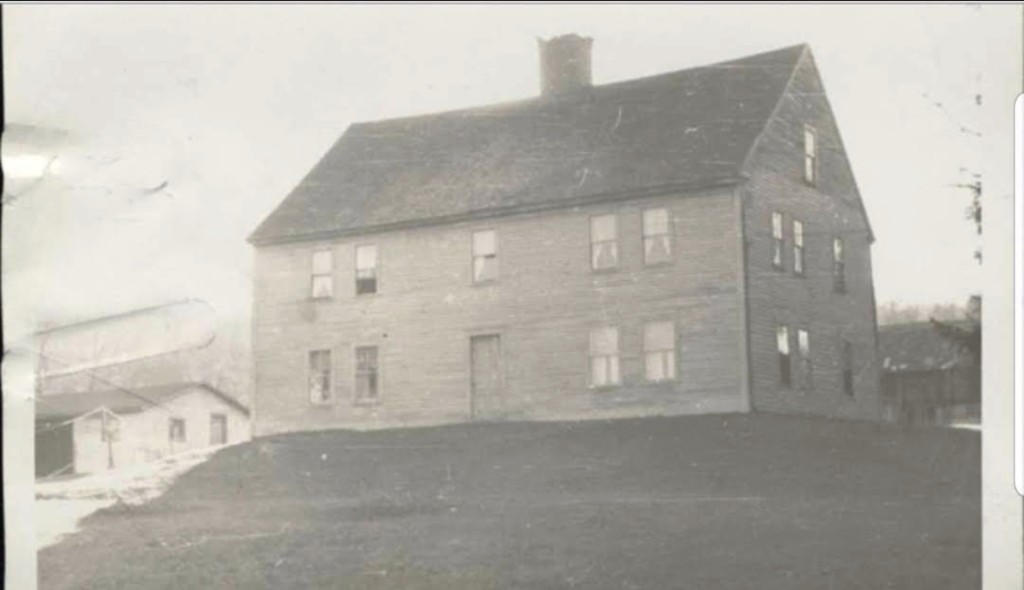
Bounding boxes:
[797,329,812,388]
[777,325,791,387]
[590,214,618,270]
[644,321,677,382]
[842,340,855,396]
[355,245,378,295]
[311,249,334,299]
[771,212,784,270]
[472,230,498,283]
[793,220,805,276]
[833,237,846,293]
[168,418,186,443]
[642,208,672,265]
[309,349,332,403]
[210,413,227,445]
[589,326,620,387]
[355,346,380,403]
[804,125,817,184]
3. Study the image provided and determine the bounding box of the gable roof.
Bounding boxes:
[878,322,975,373]
[250,44,808,245]
[35,382,250,422]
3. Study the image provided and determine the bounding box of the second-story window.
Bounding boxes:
[771,212,784,270]
[833,237,846,293]
[777,325,791,387]
[793,220,805,276]
[355,245,378,295]
[643,208,672,265]
[589,326,620,387]
[804,125,817,184]
[311,249,333,299]
[590,214,618,270]
[472,230,498,283]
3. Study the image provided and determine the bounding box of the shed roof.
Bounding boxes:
[250,44,808,245]
[35,382,250,422]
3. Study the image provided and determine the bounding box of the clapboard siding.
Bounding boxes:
[252,189,747,434]
[741,51,882,419]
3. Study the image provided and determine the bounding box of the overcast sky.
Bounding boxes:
[3,4,1020,340]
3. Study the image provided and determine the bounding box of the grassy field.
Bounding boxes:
[38,414,979,589]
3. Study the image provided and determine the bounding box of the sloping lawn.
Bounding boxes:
[39,414,979,589]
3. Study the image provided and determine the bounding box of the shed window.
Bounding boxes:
[804,125,817,184]
[355,245,378,295]
[643,208,672,265]
[771,212,784,270]
[309,349,332,404]
[472,230,498,283]
[777,325,791,387]
[169,418,186,443]
[355,346,380,403]
[311,249,334,299]
[644,321,677,382]
[793,220,805,276]
[589,326,620,387]
[590,214,619,270]
[833,237,846,293]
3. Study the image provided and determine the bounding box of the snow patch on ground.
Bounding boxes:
[36,446,220,550]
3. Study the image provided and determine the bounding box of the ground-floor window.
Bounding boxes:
[355,346,380,403]
[777,325,791,387]
[842,340,855,396]
[797,328,812,389]
[589,326,621,387]
[644,321,677,382]
[309,349,332,404]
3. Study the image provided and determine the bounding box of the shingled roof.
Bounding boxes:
[250,44,808,245]
[36,382,250,422]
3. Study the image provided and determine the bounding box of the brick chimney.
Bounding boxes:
[538,34,593,96]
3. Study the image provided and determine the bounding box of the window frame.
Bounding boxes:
[354,345,381,405]
[832,236,847,294]
[209,413,228,445]
[588,325,621,388]
[792,219,805,276]
[777,325,792,388]
[770,211,786,270]
[589,213,620,272]
[354,244,379,296]
[310,248,334,300]
[471,229,499,284]
[803,124,818,185]
[642,208,673,266]
[643,320,678,383]
[308,349,333,405]
[168,417,187,443]
[797,328,812,389]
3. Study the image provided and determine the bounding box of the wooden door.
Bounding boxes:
[470,334,504,420]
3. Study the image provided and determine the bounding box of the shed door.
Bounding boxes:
[470,334,504,420]
[210,414,228,445]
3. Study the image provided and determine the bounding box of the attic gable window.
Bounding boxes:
[771,212,784,270]
[472,230,498,283]
[832,237,846,293]
[311,249,334,299]
[643,208,672,265]
[309,349,332,404]
[803,125,817,184]
[793,220,805,276]
[355,245,378,295]
[590,214,619,270]
[777,325,791,387]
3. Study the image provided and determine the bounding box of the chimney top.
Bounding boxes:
[538,34,593,97]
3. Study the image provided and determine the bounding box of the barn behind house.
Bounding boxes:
[249,36,882,434]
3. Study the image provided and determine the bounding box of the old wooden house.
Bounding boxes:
[249,36,882,434]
